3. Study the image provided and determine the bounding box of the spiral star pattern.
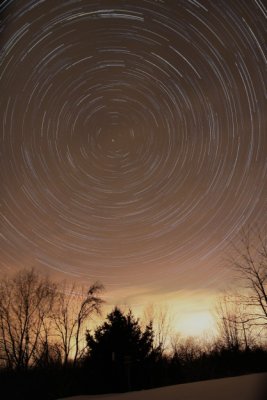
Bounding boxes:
[1,0,266,293]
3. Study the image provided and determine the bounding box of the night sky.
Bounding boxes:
[1,0,266,333]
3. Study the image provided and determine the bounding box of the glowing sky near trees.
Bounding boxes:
[0,0,266,334]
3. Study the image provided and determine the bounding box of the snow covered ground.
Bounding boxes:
[59,372,267,400]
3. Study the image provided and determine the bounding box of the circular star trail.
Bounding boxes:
[0,0,266,291]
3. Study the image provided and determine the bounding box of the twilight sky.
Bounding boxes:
[0,0,266,334]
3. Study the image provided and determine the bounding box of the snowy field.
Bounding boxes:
[59,372,267,400]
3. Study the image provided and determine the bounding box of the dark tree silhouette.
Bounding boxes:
[228,228,267,330]
[0,269,56,370]
[85,307,154,391]
[52,281,104,367]
[214,292,257,352]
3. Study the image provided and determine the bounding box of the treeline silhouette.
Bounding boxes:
[0,228,267,400]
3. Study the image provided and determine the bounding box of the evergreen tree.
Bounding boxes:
[86,307,153,363]
[85,307,154,391]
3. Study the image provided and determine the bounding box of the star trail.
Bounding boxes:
[0,0,266,309]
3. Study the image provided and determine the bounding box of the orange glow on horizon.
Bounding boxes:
[175,311,216,337]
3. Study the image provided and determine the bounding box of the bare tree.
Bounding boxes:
[52,281,104,366]
[228,227,267,330]
[214,292,257,351]
[170,333,202,364]
[0,268,56,369]
[143,304,173,355]
[215,293,242,351]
